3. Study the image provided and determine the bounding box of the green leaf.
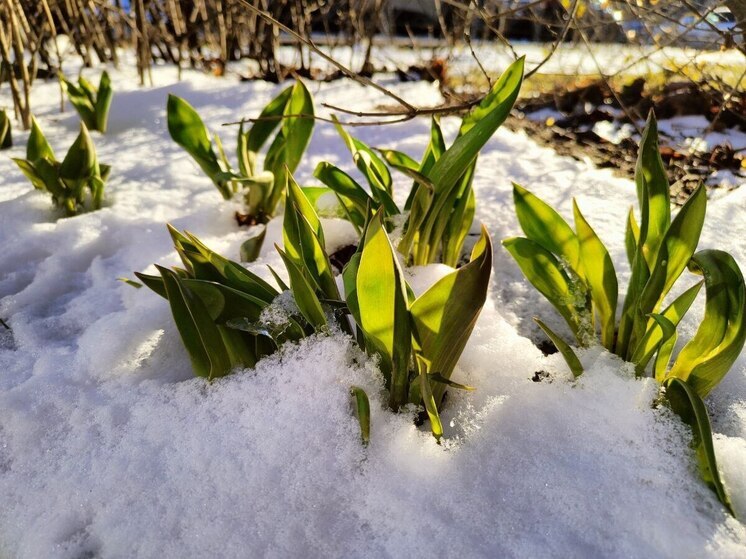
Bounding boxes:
[410,226,492,405]
[181,279,268,323]
[636,111,671,270]
[94,71,113,133]
[167,94,231,199]
[133,271,167,298]
[332,115,396,213]
[277,246,327,330]
[666,250,746,398]
[631,281,703,376]
[638,184,706,321]
[246,86,293,160]
[239,226,267,263]
[665,378,734,516]
[513,183,580,270]
[61,75,97,129]
[428,372,475,391]
[283,174,340,300]
[60,123,97,180]
[502,236,581,339]
[416,355,443,441]
[157,265,233,379]
[533,317,584,378]
[350,386,371,445]
[281,80,314,175]
[356,212,411,408]
[573,200,617,349]
[625,207,639,268]
[428,57,524,196]
[27,117,55,162]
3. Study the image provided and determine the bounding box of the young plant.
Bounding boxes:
[0,109,12,149]
[314,57,524,267]
[167,80,314,222]
[130,225,286,379]
[503,112,746,514]
[12,117,111,216]
[345,211,493,439]
[60,70,113,133]
[130,174,493,442]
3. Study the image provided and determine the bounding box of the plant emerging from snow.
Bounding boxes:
[314,57,524,267]
[131,172,492,442]
[503,112,746,515]
[167,80,314,261]
[60,70,113,133]
[12,118,110,216]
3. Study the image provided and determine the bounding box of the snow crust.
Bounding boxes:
[1,57,746,558]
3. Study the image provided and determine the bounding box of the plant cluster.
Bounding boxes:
[315,57,524,267]
[503,112,746,514]
[13,118,110,216]
[0,109,12,149]
[132,174,492,442]
[167,81,314,260]
[60,71,113,133]
[132,61,528,442]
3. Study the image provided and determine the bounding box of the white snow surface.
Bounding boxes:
[2,62,746,558]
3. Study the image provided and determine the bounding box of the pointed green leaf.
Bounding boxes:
[416,355,443,441]
[277,247,327,330]
[514,183,580,270]
[411,226,492,405]
[503,236,581,338]
[574,200,617,349]
[350,386,371,445]
[665,378,734,516]
[534,317,584,378]
[356,212,411,407]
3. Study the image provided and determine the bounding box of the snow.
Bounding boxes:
[2,58,746,558]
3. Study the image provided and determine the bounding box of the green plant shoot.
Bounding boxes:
[502,111,746,514]
[60,70,113,133]
[315,57,524,267]
[12,117,110,216]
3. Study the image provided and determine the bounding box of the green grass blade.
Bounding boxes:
[533,317,584,378]
[665,378,735,516]
[573,200,617,349]
[667,250,746,398]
